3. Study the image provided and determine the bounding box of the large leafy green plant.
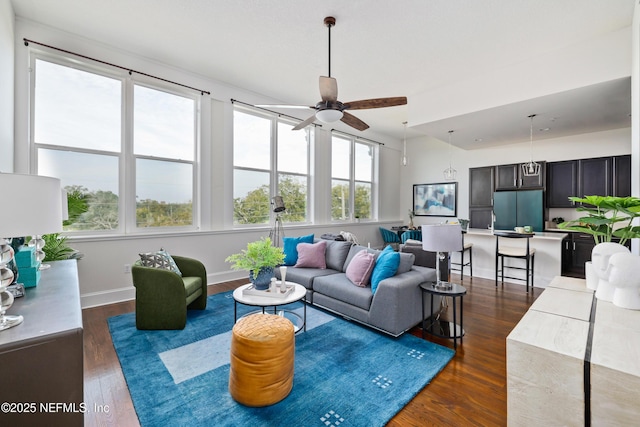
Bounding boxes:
[225,237,285,273]
[42,233,83,261]
[558,196,640,245]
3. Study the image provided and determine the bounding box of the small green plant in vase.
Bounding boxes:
[225,237,285,290]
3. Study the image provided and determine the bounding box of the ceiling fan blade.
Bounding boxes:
[343,96,407,110]
[292,113,317,131]
[255,104,314,109]
[340,111,369,131]
[319,76,338,102]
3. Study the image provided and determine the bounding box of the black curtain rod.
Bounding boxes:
[331,129,384,146]
[23,38,210,96]
[230,99,319,127]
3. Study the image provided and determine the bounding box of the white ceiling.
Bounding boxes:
[10,0,636,146]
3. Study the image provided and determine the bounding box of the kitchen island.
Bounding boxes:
[453,228,568,288]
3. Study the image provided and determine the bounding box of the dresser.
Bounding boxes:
[0,260,83,427]
[507,276,640,426]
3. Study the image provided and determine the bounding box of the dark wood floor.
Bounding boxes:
[82,275,542,427]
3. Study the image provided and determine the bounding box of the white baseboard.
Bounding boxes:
[80,271,247,309]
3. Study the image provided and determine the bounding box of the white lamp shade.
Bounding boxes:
[316,109,344,123]
[422,224,463,253]
[0,174,63,237]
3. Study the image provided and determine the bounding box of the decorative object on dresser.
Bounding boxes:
[0,173,62,331]
[608,252,640,310]
[421,223,463,290]
[225,237,286,290]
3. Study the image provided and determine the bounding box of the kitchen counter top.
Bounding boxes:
[467,228,568,240]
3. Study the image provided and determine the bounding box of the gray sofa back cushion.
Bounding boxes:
[396,251,416,275]
[323,240,353,271]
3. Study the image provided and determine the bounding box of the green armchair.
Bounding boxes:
[132,255,208,330]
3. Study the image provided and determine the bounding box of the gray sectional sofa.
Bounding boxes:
[275,239,439,337]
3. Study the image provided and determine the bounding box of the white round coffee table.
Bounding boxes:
[233,282,307,333]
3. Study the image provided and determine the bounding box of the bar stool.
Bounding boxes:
[495,231,536,292]
[451,232,473,280]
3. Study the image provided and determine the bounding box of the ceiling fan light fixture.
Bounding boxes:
[316,109,343,123]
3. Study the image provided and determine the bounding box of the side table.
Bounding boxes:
[420,281,467,349]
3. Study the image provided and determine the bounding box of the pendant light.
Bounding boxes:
[401,121,408,166]
[443,130,457,180]
[521,114,541,177]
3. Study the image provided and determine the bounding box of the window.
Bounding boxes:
[331,134,375,221]
[32,56,198,233]
[232,106,310,225]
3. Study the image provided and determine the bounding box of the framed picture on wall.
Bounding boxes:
[413,182,457,217]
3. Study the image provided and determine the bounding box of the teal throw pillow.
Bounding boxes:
[370,245,400,293]
[282,234,314,266]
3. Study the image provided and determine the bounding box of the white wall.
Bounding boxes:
[0,1,14,171]
[401,127,631,228]
[11,19,404,307]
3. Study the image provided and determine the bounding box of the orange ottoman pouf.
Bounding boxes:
[229,313,295,407]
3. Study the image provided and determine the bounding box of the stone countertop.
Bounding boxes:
[466,228,568,240]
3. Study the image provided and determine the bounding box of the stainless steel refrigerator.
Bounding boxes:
[493,189,544,232]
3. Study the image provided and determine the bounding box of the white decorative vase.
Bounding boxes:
[585,261,598,290]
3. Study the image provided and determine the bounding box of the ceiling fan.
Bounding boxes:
[259,16,407,132]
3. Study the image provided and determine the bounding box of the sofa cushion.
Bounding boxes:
[283,234,314,266]
[345,250,376,287]
[370,246,400,293]
[313,273,374,311]
[182,276,202,296]
[396,251,416,275]
[275,266,339,290]
[295,241,327,269]
[324,240,353,271]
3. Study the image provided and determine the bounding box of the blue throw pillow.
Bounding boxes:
[282,233,314,266]
[370,245,400,293]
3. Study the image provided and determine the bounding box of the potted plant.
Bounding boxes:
[559,196,640,290]
[558,196,640,244]
[225,237,285,290]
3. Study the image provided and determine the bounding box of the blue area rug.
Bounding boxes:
[108,291,454,427]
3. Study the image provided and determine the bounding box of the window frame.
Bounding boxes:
[330,132,377,222]
[232,105,312,227]
[29,51,201,235]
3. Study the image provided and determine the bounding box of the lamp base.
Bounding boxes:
[0,314,24,331]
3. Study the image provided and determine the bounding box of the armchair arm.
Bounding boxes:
[172,255,208,309]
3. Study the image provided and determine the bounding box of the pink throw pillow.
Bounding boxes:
[295,241,327,269]
[346,250,376,287]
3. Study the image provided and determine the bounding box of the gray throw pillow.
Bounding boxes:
[396,251,416,274]
[139,249,182,276]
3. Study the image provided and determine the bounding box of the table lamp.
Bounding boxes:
[422,224,462,290]
[0,173,62,331]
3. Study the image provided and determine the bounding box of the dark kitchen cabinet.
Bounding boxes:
[495,162,545,190]
[613,155,632,197]
[579,157,611,198]
[547,160,578,208]
[470,166,494,207]
[469,166,495,229]
[547,155,630,208]
[560,232,630,278]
